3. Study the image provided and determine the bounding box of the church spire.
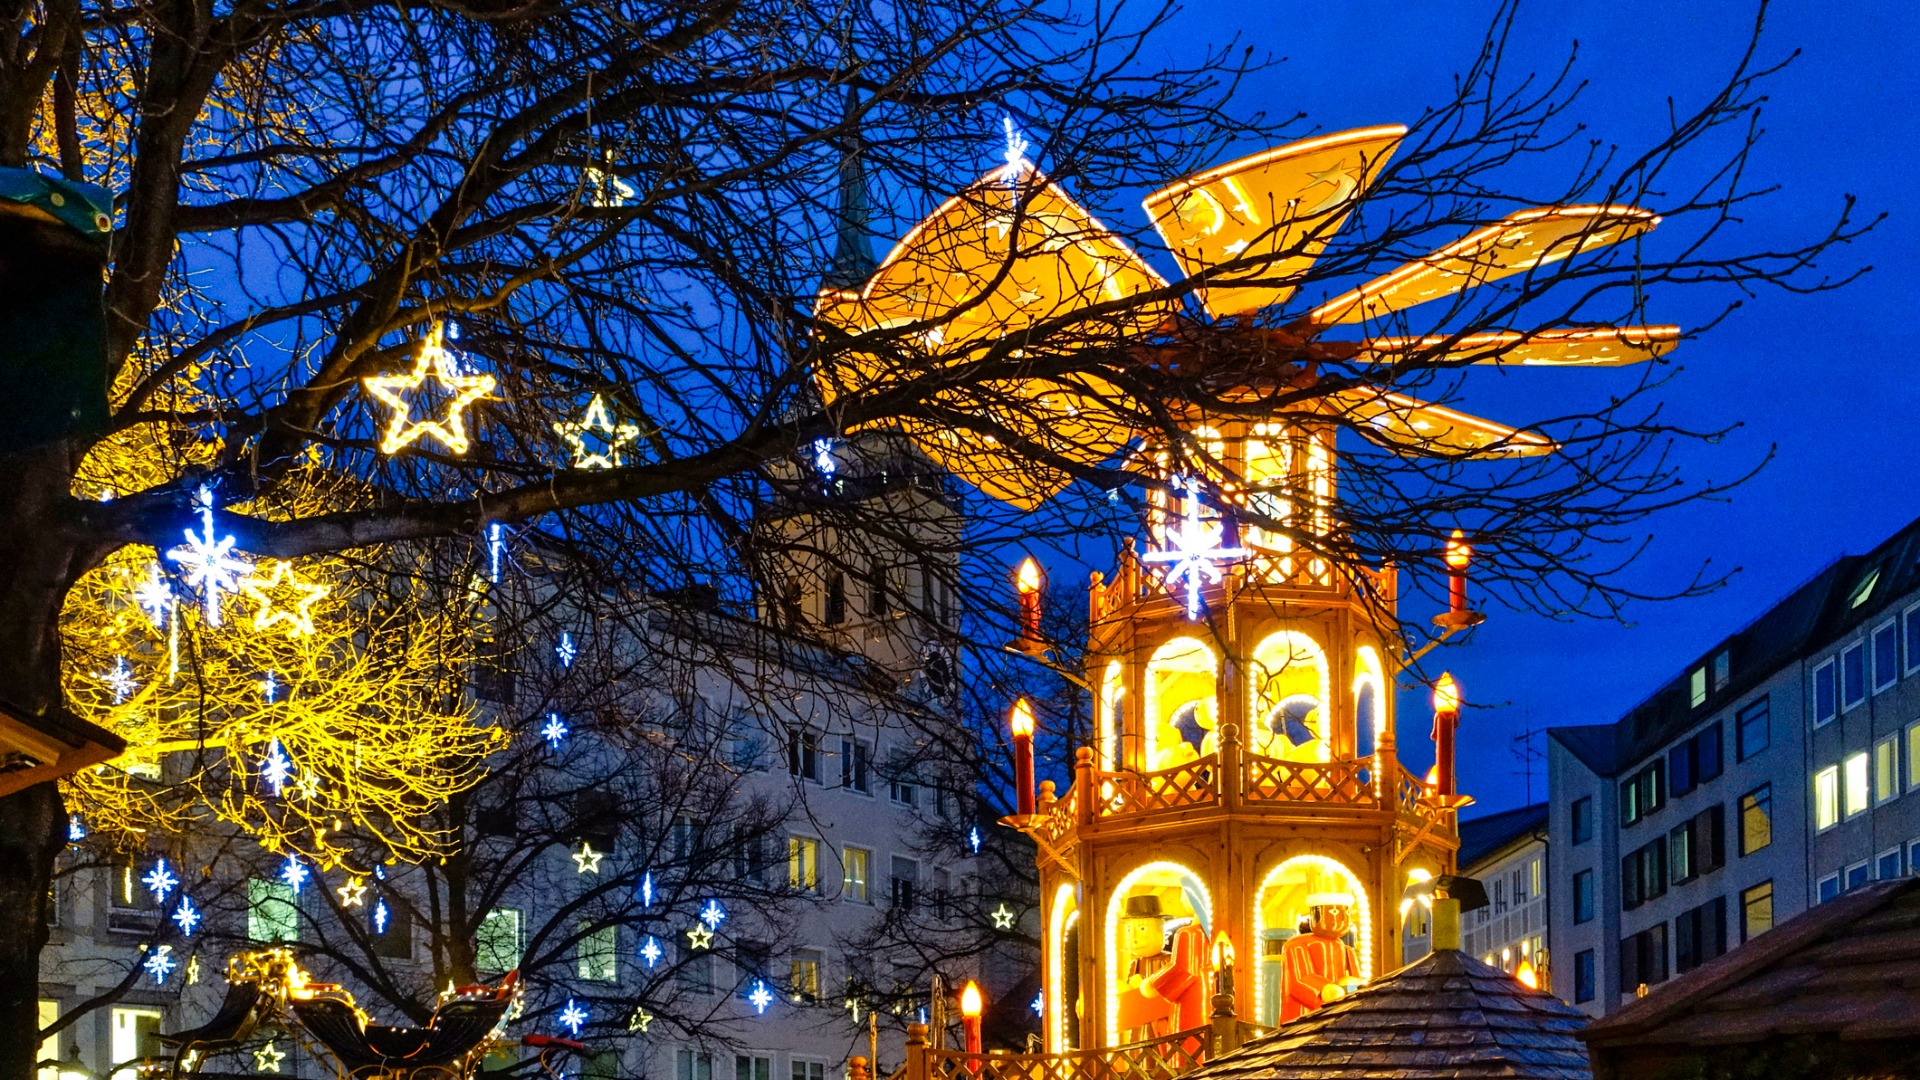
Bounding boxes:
[825,86,878,290]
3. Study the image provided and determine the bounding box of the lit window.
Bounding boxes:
[111,1007,165,1073]
[247,878,299,943]
[1844,752,1870,817]
[1689,666,1707,708]
[842,846,871,904]
[1739,785,1772,856]
[1814,766,1839,831]
[1812,659,1837,726]
[1740,881,1773,941]
[1873,621,1899,692]
[1842,643,1867,710]
[477,907,522,971]
[1848,565,1880,608]
[1876,737,1899,805]
[577,924,618,983]
[1909,722,1920,791]
[789,949,824,1004]
[789,836,821,893]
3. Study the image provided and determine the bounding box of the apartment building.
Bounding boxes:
[1457,803,1549,982]
[1547,511,1920,1016]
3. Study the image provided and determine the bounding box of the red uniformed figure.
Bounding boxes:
[1142,920,1210,1031]
[1278,894,1361,1023]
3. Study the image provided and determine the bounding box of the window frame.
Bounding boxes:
[577,923,619,983]
[1905,601,1920,675]
[1845,859,1871,891]
[1844,751,1870,818]
[1573,948,1596,1004]
[1817,872,1841,904]
[1841,641,1867,711]
[1735,696,1770,762]
[476,907,523,972]
[1740,880,1774,943]
[1572,869,1594,924]
[1812,658,1838,727]
[1738,784,1772,856]
[1877,846,1904,881]
[1872,619,1899,692]
[1814,765,1840,832]
[788,835,822,894]
[1875,736,1900,805]
[1570,796,1594,846]
[839,738,871,795]
[842,845,871,904]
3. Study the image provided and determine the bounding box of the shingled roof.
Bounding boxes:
[1185,949,1589,1080]
[1580,877,1920,1078]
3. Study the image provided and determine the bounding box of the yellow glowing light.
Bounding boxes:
[336,876,368,909]
[1010,698,1035,738]
[1399,867,1433,918]
[363,323,496,455]
[686,925,714,949]
[1143,637,1217,771]
[1098,662,1124,771]
[1211,932,1234,971]
[1514,958,1539,989]
[959,981,983,1017]
[553,393,641,470]
[1103,861,1212,1044]
[572,841,605,874]
[1248,630,1332,765]
[1016,557,1044,595]
[1433,673,1461,715]
[1250,854,1373,1028]
[1047,885,1077,1053]
[240,560,330,637]
[1444,530,1472,570]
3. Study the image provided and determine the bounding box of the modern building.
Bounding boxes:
[1456,803,1549,983]
[1548,511,1920,1016]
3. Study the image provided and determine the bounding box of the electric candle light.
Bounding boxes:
[959,981,984,1065]
[1431,673,1461,799]
[1212,932,1235,1000]
[1444,530,1471,615]
[1014,557,1045,650]
[1010,698,1036,817]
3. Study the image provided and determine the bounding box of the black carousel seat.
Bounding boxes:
[290,972,518,1077]
[155,979,272,1078]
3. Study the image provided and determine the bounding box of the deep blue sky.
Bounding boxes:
[1155,1,1919,812]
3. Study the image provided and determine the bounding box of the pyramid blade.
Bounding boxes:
[1349,325,1681,367]
[1328,387,1556,457]
[1302,206,1660,329]
[1143,125,1406,319]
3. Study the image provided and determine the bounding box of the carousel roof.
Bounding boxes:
[1188,949,1589,1080]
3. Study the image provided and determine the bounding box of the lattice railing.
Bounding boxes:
[1094,758,1218,818]
[915,1026,1214,1080]
[1243,755,1375,805]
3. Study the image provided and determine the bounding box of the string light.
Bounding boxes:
[100,656,138,704]
[260,671,278,703]
[172,896,201,936]
[240,560,330,637]
[143,944,176,984]
[541,714,569,748]
[747,980,774,1014]
[556,632,576,668]
[488,523,504,583]
[559,999,588,1036]
[280,855,309,894]
[699,899,727,929]
[968,826,981,854]
[261,738,293,795]
[67,815,85,842]
[166,486,249,628]
[1030,992,1044,1017]
[638,935,663,968]
[1141,475,1248,619]
[142,859,179,902]
[813,438,837,478]
[363,322,496,455]
[1002,115,1032,171]
[553,394,640,470]
[572,842,605,874]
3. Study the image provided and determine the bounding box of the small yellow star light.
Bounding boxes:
[240,560,330,637]
[363,323,496,455]
[337,876,368,908]
[685,924,714,949]
[253,1039,286,1073]
[990,903,1016,930]
[571,841,605,874]
[553,394,640,470]
[628,1006,654,1033]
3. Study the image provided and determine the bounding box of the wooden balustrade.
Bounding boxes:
[895,1026,1218,1080]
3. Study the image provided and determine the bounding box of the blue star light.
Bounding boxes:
[142,859,179,901]
[541,713,569,748]
[1031,992,1044,1017]
[143,945,177,984]
[556,632,576,668]
[166,486,250,628]
[280,855,309,894]
[372,898,391,934]
[172,896,201,936]
[640,871,655,908]
[747,980,773,1014]
[699,899,726,929]
[559,998,588,1036]
[639,936,663,968]
[1140,475,1248,620]
[261,738,293,795]
[100,656,138,704]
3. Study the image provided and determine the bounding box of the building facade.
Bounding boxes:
[1548,512,1920,1016]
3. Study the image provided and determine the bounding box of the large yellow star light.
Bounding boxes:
[240,560,330,637]
[363,323,496,455]
[553,394,640,469]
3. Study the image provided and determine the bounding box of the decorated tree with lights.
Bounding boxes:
[0,0,1873,1070]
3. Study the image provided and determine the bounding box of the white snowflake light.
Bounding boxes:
[261,670,278,703]
[172,896,201,936]
[166,486,250,627]
[372,898,391,934]
[556,632,576,668]
[812,438,837,478]
[142,859,179,902]
[747,980,774,1014]
[640,871,655,907]
[143,944,177,984]
[67,815,85,842]
[540,713,569,748]
[968,826,981,854]
[99,656,138,704]
[1002,115,1032,171]
[261,738,293,795]
[559,998,588,1036]
[133,565,175,627]
[1141,475,1249,620]
[1030,992,1044,1017]
[639,936,663,968]
[280,855,309,894]
[699,899,727,929]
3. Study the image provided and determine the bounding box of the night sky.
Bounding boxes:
[1160,1,1920,812]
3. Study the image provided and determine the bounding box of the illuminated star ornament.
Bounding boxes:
[990,904,1015,930]
[540,713,569,748]
[555,632,576,668]
[372,898,391,934]
[747,980,774,1014]
[640,871,655,907]
[553,394,640,469]
[240,560,330,637]
[699,899,727,929]
[558,998,588,1036]
[133,565,175,627]
[639,936,663,968]
[337,876,368,908]
[685,925,714,950]
[571,842,604,874]
[172,896,201,936]
[166,486,250,628]
[280,855,309,894]
[100,656,138,704]
[1030,992,1044,1017]
[628,1006,654,1033]
[142,859,179,902]
[143,944,177,984]
[261,739,294,795]
[253,1039,285,1073]
[1141,475,1249,619]
[363,322,497,455]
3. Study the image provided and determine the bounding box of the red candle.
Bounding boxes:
[1444,530,1471,616]
[1014,557,1044,645]
[1010,699,1036,817]
[959,981,984,1067]
[1432,673,1461,799]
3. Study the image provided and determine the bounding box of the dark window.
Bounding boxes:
[1571,797,1594,845]
[865,561,890,617]
[1621,762,1666,827]
[1842,643,1867,708]
[1573,949,1596,1004]
[840,739,870,794]
[1907,606,1920,673]
[824,572,846,625]
[1674,896,1727,974]
[888,856,917,908]
[1669,723,1723,799]
[1619,923,1669,991]
[1813,660,1837,723]
[1735,697,1769,761]
[1818,874,1840,903]
[1874,621,1899,691]
[1622,837,1668,911]
[1739,785,1771,856]
[1879,848,1904,880]
[1669,742,1694,799]
[788,729,820,782]
[1573,870,1594,924]
[1846,861,1871,891]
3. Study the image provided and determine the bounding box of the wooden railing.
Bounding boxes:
[885,1020,1266,1080]
[1087,540,1393,624]
[1093,759,1218,818]
[1244,756,1373,805]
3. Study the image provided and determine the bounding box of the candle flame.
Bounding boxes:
[1432,672,1460,715]
[959,980,984,1017]
[1514,958,1539,989]
[1010,698,1035,737]
[1015,557,1043,594]
[1444,529,1472,570]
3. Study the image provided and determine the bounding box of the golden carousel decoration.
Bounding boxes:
[816,122,1675,1075]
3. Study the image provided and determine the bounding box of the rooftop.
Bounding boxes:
[1457,802,1549,871]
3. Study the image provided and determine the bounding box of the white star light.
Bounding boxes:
[261,738,293,795]
[100,656,138,704]
[172,896,201,936]
[1141,475,1249,620]
[990,904,1015,930]
[132,565,175,627]
[67,815,85,842]
[572,842,604,874]
[640,871,655,907]
[639,936,663,968]
[747,980,773,1014]
[166,486,250,628]
[142,859,179,901]
[556,632,576,668]
[1002,115,1032,171]
[372,898,391,934]
[699,899,726,929]
[143,944,177,984]
[253,1039,285,1073]
[559,998,589,1036]
[1030,992,1044,1017]
[968,826,981,854]
[541,713,569,748]
[280,855,309,894]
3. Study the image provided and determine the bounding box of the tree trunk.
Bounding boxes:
[0,783,65,1078]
